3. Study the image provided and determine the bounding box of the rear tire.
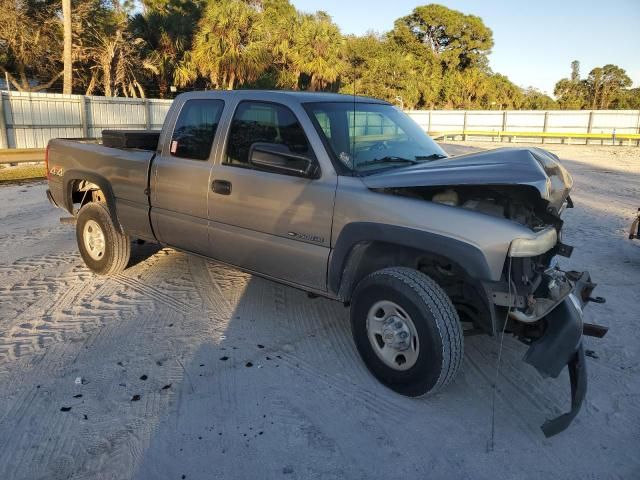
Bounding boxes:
[76,202,130,275]
[350,267,464,396]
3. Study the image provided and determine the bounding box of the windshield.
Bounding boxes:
[304,102,447,173]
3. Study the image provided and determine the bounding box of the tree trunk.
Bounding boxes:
[293,71,300,90]
[62,0,73,94]
[85,75,97,96]
[159,78,168,99]
[227,71,235,90]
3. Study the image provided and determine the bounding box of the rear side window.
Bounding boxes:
[170,99,224,160]
[225,101,312,166]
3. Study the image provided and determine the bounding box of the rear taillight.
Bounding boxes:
[44,144,50,181]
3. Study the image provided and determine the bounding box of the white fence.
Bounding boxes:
[406,109,640,136]
[0,91,172,149]
[0,91,639,149]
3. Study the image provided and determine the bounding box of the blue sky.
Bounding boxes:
[291,0,640,95]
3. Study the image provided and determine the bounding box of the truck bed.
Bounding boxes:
[46,138,157,240]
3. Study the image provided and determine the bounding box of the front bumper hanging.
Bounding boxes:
[540,343,587,437]
[521,271,608,437]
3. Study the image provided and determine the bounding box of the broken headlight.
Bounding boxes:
[508,227,557,257]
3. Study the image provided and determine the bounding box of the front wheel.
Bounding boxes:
[350,267,464,396]
[76,202,131,275]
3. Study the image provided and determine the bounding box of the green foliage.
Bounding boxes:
[480,74,523,110]
[396,4,493,71]
[612,88,640,109]
[0,1,636,109]
[293,12,345,91]
[130,0,203,97]
[554,62,634,110]
[585,64,632,109]
[257,0,300,88]
[570,60,580,82]
[554,78,587,109]
[0,0,63,91]
[521,88,557,110]
[339,33,429,109]
[175,0,269,90]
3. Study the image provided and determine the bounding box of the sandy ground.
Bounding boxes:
[0,143,638,480]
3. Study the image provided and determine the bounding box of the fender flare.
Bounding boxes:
[62,169,121,232]
[329,222,493,299]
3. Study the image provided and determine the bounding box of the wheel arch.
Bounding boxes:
[329,223,497,333]
[62,170,121,232]
[330,222,493,299]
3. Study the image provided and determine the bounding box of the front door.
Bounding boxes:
[150,98,225,256]
[208,100,337,290]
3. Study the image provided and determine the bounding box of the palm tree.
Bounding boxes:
[84,27,158,97]
[293,12,344,91]
[258,0,301,89]
[176,0,269,90]
[130,1,203,98]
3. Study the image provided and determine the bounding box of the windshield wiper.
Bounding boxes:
[357,156,420,168]
[415,153,447,160]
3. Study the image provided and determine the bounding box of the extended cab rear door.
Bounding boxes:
[150,98,225,256]
[207,98,337,291]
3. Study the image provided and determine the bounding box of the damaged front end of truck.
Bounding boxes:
[496,247,607,437]
[364,147,608,436]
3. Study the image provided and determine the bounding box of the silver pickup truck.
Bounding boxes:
[46,90,607,436]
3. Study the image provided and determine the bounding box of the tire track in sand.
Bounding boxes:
[186,256,411,417]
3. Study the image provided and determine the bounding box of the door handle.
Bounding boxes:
[212,179,232,195]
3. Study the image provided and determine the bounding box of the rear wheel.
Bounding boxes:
[76,202,130,275]
[350,267,464,396]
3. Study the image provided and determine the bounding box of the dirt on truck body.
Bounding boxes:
[45,90,608,436]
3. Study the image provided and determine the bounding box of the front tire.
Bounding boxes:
[350,267,464,396]
[76,202,130,275]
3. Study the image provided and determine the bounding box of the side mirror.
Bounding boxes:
[248,143,319,178]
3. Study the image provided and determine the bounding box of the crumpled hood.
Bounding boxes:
[362,147,573,211]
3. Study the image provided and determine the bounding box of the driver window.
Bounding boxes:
[225,101,312,167]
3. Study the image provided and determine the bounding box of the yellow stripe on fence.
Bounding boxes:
[431,130,640,142]
[0,148,46,165]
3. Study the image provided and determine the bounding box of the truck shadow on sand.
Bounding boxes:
[119,252,595,479]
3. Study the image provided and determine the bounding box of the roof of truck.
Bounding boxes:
[176,89,391,104]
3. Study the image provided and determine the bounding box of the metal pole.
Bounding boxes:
[144,99,151,130]
[0,92,8,148]
[79,96,88,138]
[462,111,468,140]
[542,111,549,144]
[501,111,507,143]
